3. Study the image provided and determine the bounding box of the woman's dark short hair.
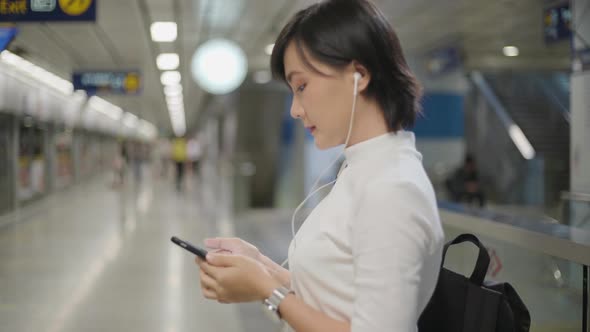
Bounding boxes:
[270,0,422,130]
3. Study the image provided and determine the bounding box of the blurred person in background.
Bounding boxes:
[172,136,187,192]
[156,138,171,178]
[112,140,128,188]
[131,142,143,185]
[187,137,203,179]
[445,154,486,207]
[31,146,45,195]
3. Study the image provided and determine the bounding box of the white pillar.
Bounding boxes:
[570,0,590,198]
[569,2,590,291]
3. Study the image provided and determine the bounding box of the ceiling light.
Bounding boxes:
[265,43,274,56]
[170,111,185,122]
[167,100,183,108]
[168,106,184,113]
[168,99,183,106]
[164,89,182,98]
[164,84,182,96]
[123,113,138,128]
[157,53,179,70]
[172,126,186,137]
[88,96,122,120]
[509,124,535,159]
[0,50,73,95]
[503,46,519,57]
[151,22,177,42]
[168,108,183,116]
[168,105,186,137]
[161,71,181,85]
[166,94,183,103]
[191,38,247,95]
[253,70,272,84]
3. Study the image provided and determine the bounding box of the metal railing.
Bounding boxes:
[562,191,590,203]
[439,202,589,332]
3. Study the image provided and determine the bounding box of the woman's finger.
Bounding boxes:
[200,269,217,290]
[205,237,240,251]
[199,271,218,301]
[201,286,217,300]
[197,258,212,275]
[195,256,206,267]
[199,260,222,280]
[207,253,241,268]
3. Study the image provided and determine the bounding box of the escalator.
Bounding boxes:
[484,71,570,206]
[465,71,570,209]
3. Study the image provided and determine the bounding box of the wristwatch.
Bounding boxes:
[263,286,294,321]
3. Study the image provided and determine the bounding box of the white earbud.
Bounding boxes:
[353,72,361,96]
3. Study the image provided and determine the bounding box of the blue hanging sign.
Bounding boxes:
[543,3,572,43]
[0,26,17,51]
[425,46,462,77]
[73,71,142,95]
[0,0,96,22]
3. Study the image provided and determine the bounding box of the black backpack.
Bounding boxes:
[418,233,531,332]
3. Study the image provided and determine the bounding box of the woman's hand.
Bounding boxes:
[204,237,292,291]
[195,253,282,303]
[204,237,261,261]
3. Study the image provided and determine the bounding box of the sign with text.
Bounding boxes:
[543,3,572,43]
[0,0,96,22]
[425,46,462,77]
[73,71,142,95]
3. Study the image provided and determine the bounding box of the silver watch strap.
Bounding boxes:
[263,286,293,319]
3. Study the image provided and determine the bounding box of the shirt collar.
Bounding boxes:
[343,131,417,165]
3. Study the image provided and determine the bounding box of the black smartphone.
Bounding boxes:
[170,236,208,260]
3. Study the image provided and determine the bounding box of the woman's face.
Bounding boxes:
[283,41,356,149]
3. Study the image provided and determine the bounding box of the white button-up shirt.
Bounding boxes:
[287,131,444,332]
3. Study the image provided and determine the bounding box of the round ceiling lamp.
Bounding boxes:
[191,39,248,95]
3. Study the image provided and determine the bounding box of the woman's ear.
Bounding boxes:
[351,61,371,93]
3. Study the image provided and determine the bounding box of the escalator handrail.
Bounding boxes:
[439,201,590,266]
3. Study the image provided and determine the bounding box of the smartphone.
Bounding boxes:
[170,236,208,260]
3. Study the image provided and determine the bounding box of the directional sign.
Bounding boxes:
[73,71,142,95]
[0,0,96,22]
[543,3,572,43]
[425,45,462,77]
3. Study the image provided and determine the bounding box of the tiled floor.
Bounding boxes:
[0,166,585,332]
[0,170,248,332]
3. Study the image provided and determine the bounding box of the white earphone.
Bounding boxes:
[281,72,362,267]
[353,71,361,95]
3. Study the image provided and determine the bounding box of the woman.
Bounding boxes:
[195,0,444,331]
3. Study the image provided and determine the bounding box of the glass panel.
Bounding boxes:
[0,113,14,214]
[79,132,96,177]
[443,225,584,332]
[54,126,74,189]
[566,200,590,230]
[18,117,46,202]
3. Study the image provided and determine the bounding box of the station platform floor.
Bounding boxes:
[0,166,584,332]
[0,169,282,332]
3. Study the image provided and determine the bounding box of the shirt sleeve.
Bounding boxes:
[351,181,438,332]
